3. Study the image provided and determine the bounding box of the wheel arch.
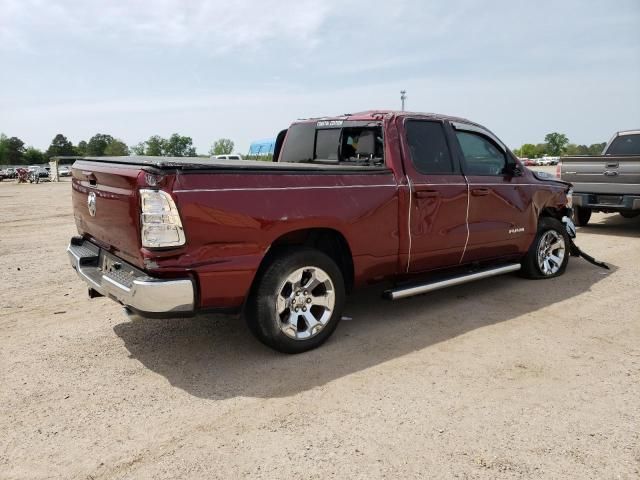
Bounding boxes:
[254,227,355,295]
[539,206,569,221]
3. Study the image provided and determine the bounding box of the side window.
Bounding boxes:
[405,120,454,174]
[455,131,506,175]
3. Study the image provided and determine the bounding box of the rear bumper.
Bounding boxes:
[573,193,640,212]
[67,237,195,317]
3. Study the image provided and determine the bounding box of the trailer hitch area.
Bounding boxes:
[562,216,609,270]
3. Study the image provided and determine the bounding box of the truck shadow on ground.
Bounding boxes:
[113,258,615,400]
[579,213,640,238]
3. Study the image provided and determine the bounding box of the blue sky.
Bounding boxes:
[1,0,639,154]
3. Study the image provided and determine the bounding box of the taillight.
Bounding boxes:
[556,161,562,178]
[139,189,186,248]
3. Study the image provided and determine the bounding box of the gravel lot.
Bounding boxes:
[1,179,638,479]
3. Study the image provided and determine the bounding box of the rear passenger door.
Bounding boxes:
[451,122,532,263]
[402,119,469,272]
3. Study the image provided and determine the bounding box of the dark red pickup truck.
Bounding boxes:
[68,111,575,352]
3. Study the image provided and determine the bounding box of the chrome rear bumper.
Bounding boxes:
[67,238,194,316]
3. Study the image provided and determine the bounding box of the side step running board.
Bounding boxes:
[384,263,521,300]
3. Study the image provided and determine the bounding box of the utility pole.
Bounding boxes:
[400,90,407,111]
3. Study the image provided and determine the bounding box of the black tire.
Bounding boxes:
[573,207,591,226]
[520,217,570,279]
[245,247,346,354]
[620,211,640,219]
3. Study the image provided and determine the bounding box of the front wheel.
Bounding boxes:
[520,217,570,279]
[620,211,640,219]
[245,248,345,354]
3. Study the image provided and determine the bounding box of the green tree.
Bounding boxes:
[544,132,569,156]
[24,146,46,164]
[588,142,606,155]
[534,143,547,158]
[130,142,146,155]
[6,137,26,164]
[145,135,166,156]
[209,138,234,156]
[86,133,115,156]
[518,143,538,158]
[0,133,8,165]
[164,133,196,157]
[75,140,88,156]
[46,134,75,159]
[103,139,129,156]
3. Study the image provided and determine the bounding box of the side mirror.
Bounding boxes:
[504,162,523,177]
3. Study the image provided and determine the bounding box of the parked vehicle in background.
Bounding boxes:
[59,166,72,177]
[0,170,6,181]
[559,129,640,225]
[538,157,559,166]
[27,166,49,180]
[521,158,536,166]
[3,167,17,179]
[211,154,243,160]
[68,110,575,353]
[16,168,29,183]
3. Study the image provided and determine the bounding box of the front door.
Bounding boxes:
[402,118,469,272]
[450,123,533,263]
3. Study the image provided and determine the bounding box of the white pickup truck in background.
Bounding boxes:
[559,130,640,225]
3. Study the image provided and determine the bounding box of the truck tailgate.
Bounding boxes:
[71,160,144,267]
[561,155,640,194]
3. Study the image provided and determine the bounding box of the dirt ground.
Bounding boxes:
[1,179,638,480]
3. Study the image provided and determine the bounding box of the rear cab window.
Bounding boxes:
[279,120,384,166]
[606,134,640,155]
[405,120,455,174]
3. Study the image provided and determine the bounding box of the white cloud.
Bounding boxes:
[0,0,638,153]
[0,0,335,53]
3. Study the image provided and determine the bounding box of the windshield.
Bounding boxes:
[606,134,640,155]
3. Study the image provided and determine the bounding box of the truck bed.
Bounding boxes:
[82,156,389,173]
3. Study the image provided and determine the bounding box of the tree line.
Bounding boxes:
[0,133,235,165]
[1,129,606,165]
[513,132,606,158]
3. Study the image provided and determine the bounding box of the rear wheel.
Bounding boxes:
[520,217,570,279]
[620,211,640,219]
[245,248,345,353]
[573,207,591,226]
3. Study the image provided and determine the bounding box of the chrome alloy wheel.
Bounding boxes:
[537,230,565,276]
[275,266,336,340]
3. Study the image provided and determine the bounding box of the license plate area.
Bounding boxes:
[100,253,121,272]
[99,252,138,288]
[597,195,623,205]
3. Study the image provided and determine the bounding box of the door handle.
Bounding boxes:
[414,190,440,199]
[471,188,490,196]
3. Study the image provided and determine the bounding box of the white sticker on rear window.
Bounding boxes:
[317,120,344,127]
